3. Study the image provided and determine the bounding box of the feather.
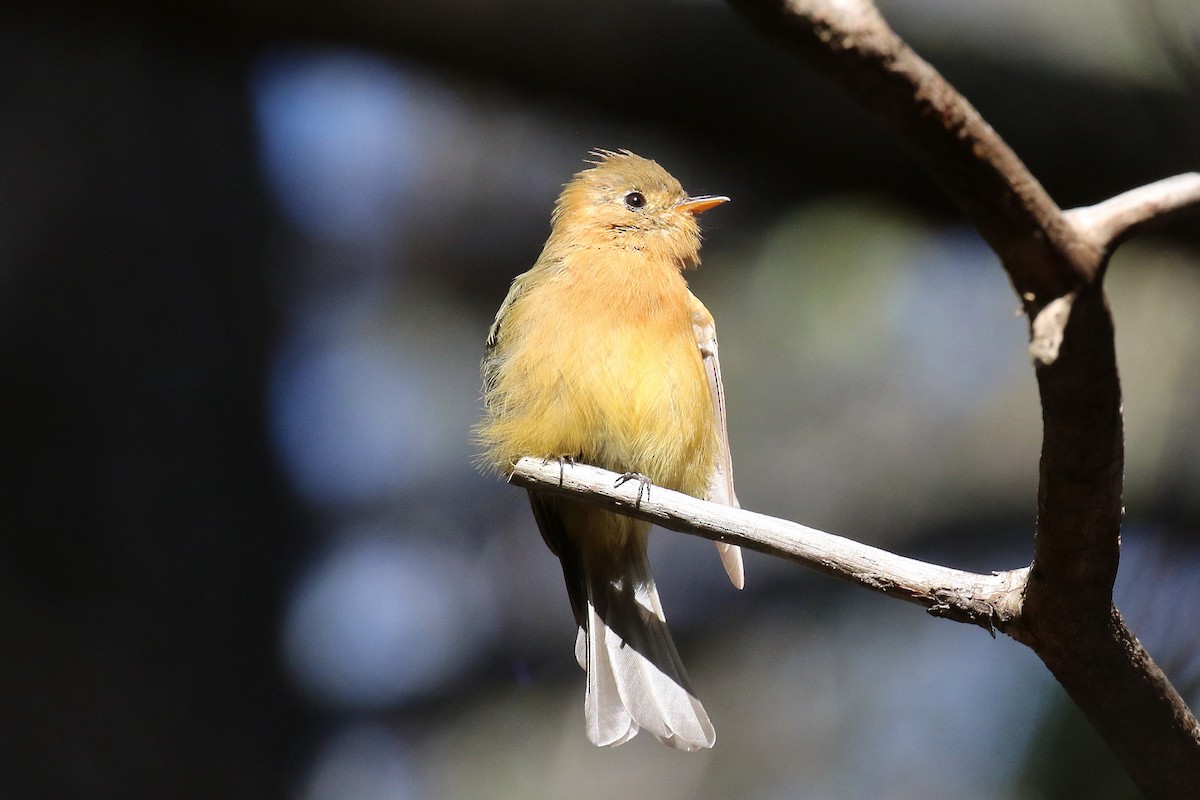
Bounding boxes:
[692,296,745,590]
[580,524,715,751]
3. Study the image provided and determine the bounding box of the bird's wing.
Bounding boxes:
[481,274,527,404]
[690,294,744,590]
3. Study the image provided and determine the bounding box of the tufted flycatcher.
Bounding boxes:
[476,149,742,751]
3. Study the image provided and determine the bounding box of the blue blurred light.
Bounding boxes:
[270,331,434,506]
[1115,527,1200,703]
[284,531,497,708]
[252,47,418,243]
[887,229,1025,414]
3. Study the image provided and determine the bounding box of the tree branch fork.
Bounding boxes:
[506,8,1200,780]
[702,6,1200,791]
[506,0,1200,791]
[505,167,1200,645]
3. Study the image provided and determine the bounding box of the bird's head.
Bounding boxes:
[548,149,728,270]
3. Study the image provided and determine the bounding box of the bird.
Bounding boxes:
[476,149,742,751]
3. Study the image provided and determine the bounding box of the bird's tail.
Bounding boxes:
[572,534,716,751]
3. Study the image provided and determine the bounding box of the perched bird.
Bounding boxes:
[477,149,742,751]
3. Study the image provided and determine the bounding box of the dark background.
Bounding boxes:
[1,1,1198,798]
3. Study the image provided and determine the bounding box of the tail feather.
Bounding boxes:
[533,493,715,750]
[716,542,744,589]
[581,599,640,748]
[579,538,716,751]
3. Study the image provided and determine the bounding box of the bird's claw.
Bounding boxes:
[542,454,576,486]
[615,472,652,509]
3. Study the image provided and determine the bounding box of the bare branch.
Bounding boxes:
[497,0,1200,790]
[1066,172,1200,253]
[725,0,1089,306]
[711,0,1200,794]
[509,457,1026,632]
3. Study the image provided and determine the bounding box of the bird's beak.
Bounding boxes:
[675,195,730,215]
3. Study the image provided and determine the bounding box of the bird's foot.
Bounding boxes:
[614,472,652,509]
[542,454,576,486]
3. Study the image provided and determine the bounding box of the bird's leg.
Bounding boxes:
[614,472,652,509]
[541,454,577,487]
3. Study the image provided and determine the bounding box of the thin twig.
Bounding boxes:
[510,457,1027,632]
[1066,172,1200,253]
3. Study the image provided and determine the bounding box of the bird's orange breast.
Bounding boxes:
[481,247,717,498]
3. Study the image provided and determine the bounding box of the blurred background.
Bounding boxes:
[1,0,1198,797]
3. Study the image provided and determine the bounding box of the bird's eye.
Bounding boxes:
[624,191,647,209]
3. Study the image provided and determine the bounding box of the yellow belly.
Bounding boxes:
[482,254,717,498]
